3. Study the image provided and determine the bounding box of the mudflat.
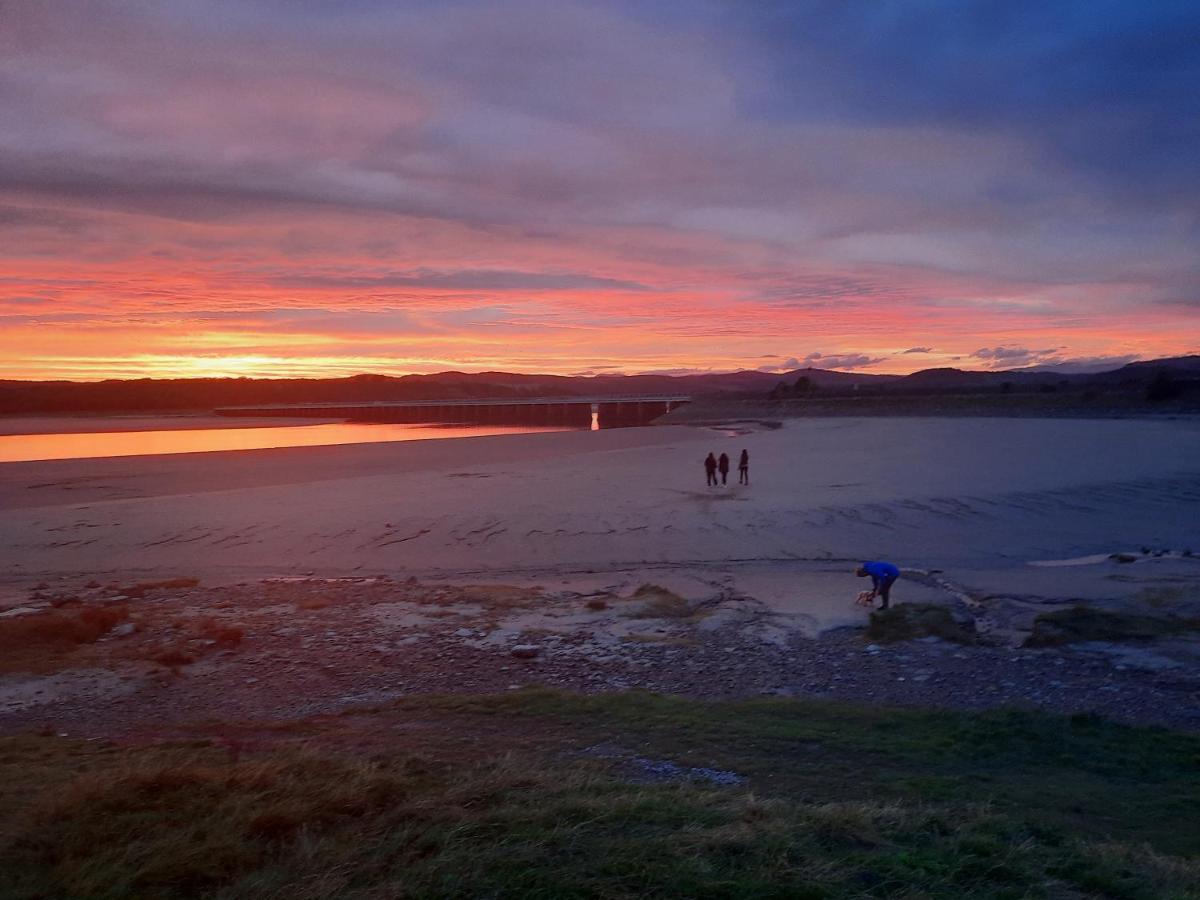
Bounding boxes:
[3,416,1198,582]
[1,416,1199,733]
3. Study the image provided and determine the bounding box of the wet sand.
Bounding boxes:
[2,417,1199,732]
[3,417,1199,603]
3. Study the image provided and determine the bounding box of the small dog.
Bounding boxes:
[855,590,876,607]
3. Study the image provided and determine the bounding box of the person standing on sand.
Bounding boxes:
[704,452,718,486]
[718,452,730,485]
[856,560,900,610]
[738,449,749,485]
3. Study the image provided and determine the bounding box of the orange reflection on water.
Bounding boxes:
[0,423,579,464]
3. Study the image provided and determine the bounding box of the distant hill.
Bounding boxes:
[0,356,1195,415]
[893,367,1067,389]
[0,367,888,415]
[886,356,1200,392]
[1084,355,1200,385]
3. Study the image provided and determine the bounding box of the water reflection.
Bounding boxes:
[0,422,580,464]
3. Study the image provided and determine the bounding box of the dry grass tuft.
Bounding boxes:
[0,606,132,675]
[453,584,543,610]
[0,605,128,650]
[0,605,130,672]
[117,577,200,599]
[150,648,196,669]
[627,584,693,619]
[867,603,977,644]
[1025,604,1200,647]
[295,595,332,611]
[141,616,244,670]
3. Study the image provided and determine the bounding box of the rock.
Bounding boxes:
[865,644,881,653]
[1110,553,1139,563]
[110,623,137,637]
[511,645,541,659]
[454,628,474,638]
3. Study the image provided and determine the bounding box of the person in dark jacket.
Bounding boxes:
[717,452,730,485]
[704,452,718,486]
[738,449,749,484]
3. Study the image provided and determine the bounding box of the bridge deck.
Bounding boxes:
[216,395,690,413]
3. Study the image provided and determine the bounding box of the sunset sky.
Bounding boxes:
[2,1,1197,381]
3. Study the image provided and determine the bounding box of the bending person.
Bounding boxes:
[856,560,900,610]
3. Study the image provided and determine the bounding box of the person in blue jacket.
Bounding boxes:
[856,560,900,610]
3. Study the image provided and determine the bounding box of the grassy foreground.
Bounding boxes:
[1,690,1198,899]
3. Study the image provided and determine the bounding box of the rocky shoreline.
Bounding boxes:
[2,574,1198,736]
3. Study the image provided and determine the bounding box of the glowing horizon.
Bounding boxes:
[2,3,1197,382]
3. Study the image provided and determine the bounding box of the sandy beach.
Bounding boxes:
[4,416,1199,585]
[2,416,1199,732]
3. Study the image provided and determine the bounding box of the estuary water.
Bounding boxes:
[0,421,581,463]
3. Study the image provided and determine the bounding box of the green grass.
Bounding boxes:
[1026,604,1200,647]
[2,690,1199,898]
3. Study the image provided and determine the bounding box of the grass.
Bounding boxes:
[1137,585,1200,609]
[408,584,543,612]
[143,616,244,670]
[0,605,129,673]
[117,578,200,599]
[866,603,976,645]
[627,583,693,619]
[1025,604,1200,647]
[294,596,331,611]
[2,690,1199,898]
